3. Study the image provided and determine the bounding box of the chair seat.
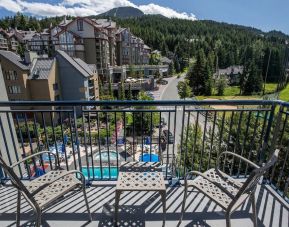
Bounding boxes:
[27,170,81,208]
[188,168,243,209]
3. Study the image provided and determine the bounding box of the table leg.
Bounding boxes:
[115,190,121,227]
[160,191,166,227]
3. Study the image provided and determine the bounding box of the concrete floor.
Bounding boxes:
[0,181,288,227]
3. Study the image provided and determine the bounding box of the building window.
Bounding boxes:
[7,85,21,94]
[5,70,18,80]
[77,19,84,31]
[53,83,58,91]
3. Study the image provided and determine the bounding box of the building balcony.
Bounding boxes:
[0,100,288,226]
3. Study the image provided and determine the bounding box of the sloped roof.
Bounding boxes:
[29,58,54,80]
[0,50,30,70]
[56,50,94,78]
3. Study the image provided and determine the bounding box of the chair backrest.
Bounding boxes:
[0,155,32,197]
[229,149,279,211]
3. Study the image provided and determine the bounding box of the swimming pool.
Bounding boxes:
[93,151,119,162]
[82,166,118,179]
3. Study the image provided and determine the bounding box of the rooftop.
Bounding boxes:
[0,50,30,70]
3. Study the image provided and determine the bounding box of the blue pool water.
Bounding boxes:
[82,166,118,179]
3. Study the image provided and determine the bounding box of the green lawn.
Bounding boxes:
[264,83,278,94]
[279,83,289,101]
[197,83,278,101]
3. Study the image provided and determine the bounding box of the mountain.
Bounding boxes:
[99,7,144,18]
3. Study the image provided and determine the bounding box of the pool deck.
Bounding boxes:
[0,181,288,227]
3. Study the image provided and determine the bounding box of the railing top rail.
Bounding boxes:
[0,99,284,107]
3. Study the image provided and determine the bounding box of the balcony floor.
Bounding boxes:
[0,181,288,227]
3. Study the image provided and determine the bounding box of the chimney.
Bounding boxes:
[24,51,38,65]
[64,15,67,24]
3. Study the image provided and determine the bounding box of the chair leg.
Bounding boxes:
[179,184,188,224]
[251,193,258,227]
[16,191,21,227]
[225,212,231,227]
[82,186,92,221]
[114,190,121,227]
[35,209,42,227]
[160,191,166,227]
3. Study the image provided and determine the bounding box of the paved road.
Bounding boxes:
[153,75,214,166]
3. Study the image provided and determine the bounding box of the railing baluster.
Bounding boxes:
[41,112,52,170]
[230,110,243,176]
[114,112,118,176]
[199,111,208,172]
[32,113,44,173]
[184,111,190,175]
[87,112,94,179]
[24,113,37,176]
[223,111,235,173]
[207,111,217,170]
[123,112,127,161]
[245,111,260,177]
[179,105,186,177]
[96,112,102,179]
[73,107,82,172]
[50,112,60,166]
[237,111,252,177]
[105,112,111,179]
[82,110,90,180]
[192,111,199,171]
[166,111,171,179]
[68,112,77,170]
[59,111,69,171]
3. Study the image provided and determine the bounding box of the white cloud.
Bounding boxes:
[139,3,196,20]
[0,0,197,21]
[0,0,22,12]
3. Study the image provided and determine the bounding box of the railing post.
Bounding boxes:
[259,103,280,163]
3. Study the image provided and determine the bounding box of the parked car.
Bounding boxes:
[163,129,174,144]
[157,79,168,85]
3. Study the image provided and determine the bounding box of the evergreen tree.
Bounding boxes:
[177,80,192,99]
[188,48,206,95]
[168,61,175,76]
[243,63,263,95]
[216,76,227,96]
[204,63,213,96]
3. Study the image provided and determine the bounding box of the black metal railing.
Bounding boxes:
[0,100,288,201]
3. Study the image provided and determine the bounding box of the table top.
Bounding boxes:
[116,171,166,191]
[119,161,162,172]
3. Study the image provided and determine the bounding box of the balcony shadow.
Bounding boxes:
[99,203,145,227]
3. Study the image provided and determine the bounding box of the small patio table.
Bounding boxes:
[114,162,166,226]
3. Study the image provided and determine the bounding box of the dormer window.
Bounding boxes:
[77,19,84,31]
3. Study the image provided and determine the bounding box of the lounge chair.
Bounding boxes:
[179,149,279,227]
[0,151,92,227]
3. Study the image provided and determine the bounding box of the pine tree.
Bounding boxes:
[243,63,263,95]
[204,63,213,96]
[177,80,192,99]
[188,48,206,95]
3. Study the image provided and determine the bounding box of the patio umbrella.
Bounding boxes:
[144,137,151,145]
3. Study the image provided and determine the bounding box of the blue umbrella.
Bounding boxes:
[140,153,159,162]
[62,144,66,153]
[145,137,151,145]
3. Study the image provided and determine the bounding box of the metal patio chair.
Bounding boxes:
[0,151,92,227]
[179,149,279,227]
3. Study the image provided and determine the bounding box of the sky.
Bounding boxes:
[0,0,288,34]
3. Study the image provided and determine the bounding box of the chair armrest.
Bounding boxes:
[217,151,259,170]
[10,151,59,169]
[31,170,85,196]
[184,170,235,199]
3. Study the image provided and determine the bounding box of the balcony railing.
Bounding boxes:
[0,100,288,202]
